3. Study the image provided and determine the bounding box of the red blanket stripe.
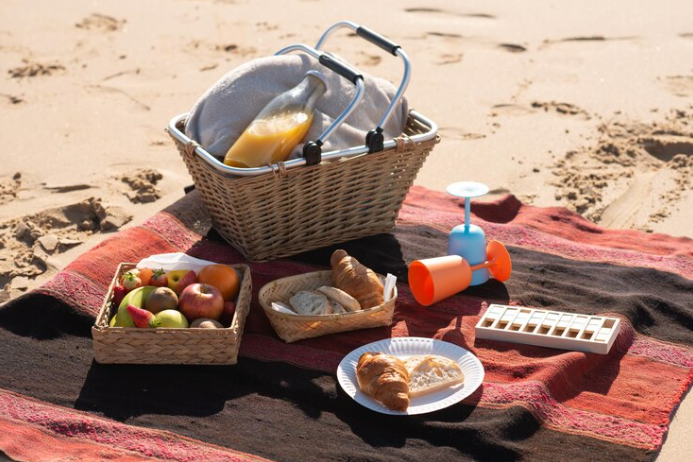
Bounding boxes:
[480,381,667,450]
[0,389,273,462]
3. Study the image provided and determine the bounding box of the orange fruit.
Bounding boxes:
[198,264,239,301]
[137,268,153,286]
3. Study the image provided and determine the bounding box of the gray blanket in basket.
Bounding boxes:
[185,54,408,161]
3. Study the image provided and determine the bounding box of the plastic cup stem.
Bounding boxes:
[470,258,494,272]
[464,197,471,228]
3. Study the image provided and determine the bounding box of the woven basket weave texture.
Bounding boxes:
[172,113,437,261]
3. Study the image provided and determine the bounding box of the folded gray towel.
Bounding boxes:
[185,54,408,161]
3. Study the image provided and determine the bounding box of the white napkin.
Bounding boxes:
[136,252,216,275]
[384,274,397,302]
[271,301,297,315]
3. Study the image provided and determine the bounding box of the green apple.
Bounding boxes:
[155,310,189,328]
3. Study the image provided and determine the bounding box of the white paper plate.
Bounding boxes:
[337,337,485,415]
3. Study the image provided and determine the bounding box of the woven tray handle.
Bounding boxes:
[315,21,411,153]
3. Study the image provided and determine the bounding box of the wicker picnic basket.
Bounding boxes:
[92,263,252,365]
[258,270,397,343]
[167,21,439,262]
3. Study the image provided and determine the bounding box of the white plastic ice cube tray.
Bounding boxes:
[475,304,621,354]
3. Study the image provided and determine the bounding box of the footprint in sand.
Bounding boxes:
[664,76,693,97]
[0,197,133,298]
[540,35,638,49]
[75,14,126,32]
[559,36,638,43]
[255,22,279,31]
[531,101,591,119]
[426,31,463,39]
[0,173,21,206]
[498,43,527,53]
[0,93,24,104]
[212,43,257,57]
[425,32,526,54]
[8,60,65,79]
[435,53,463,65]
[404,7,495,19]
[119,169,163,204]
[551,110,693,227]
[640,134,693,162]
[439,127,486,140]
[356,53,381,67]
[490,104,535,116]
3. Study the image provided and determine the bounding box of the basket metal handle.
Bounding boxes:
[275,43,365,166]
[315,21,411,153]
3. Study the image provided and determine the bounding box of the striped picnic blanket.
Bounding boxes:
[0,186,691,461]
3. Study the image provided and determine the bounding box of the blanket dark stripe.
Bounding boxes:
[0,318,641,462]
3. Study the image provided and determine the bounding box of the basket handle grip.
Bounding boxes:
[355,26,400,56]
[316,21,411,153]
[275,44,366,166]
[318,53,362,85]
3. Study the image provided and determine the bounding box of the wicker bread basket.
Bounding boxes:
[259,270,397,343]
[92,263,252,365]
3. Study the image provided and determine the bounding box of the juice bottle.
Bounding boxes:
[224,70,328,168]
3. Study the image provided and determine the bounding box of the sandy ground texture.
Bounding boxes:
[0,0,691,460]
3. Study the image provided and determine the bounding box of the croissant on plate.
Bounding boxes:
[356,352,410,411]
[330,249,384,309]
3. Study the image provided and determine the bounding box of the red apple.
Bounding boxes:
[168,270,197,295]
[178,283,224,322]
[221,300,236,326]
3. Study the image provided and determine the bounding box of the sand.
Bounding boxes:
[0,0,691,459]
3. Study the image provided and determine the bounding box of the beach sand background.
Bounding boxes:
[0,0,691,459]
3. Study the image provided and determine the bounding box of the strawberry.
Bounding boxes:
[150,268,168,287]
[126,304,160,328]
[121,271,142,291]
[112,285,127,308]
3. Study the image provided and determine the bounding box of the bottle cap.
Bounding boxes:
[305,70,329,91]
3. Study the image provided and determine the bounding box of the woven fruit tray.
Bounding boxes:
[258,270,397,343]
[92,262,252,365]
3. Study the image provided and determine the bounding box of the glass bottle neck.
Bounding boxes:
[294,75,326,112]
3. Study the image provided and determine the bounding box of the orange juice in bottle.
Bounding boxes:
[224,71,327,168]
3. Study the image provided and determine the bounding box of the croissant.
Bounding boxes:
[330,249,384,309]
[356,352,410,411]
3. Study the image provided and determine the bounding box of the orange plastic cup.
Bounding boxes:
[408,255,472,306]
[486,240,512,282]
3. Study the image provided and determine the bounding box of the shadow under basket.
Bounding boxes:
[92,263,252,365]
[169,111,439,261]
[259,270,397,343]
